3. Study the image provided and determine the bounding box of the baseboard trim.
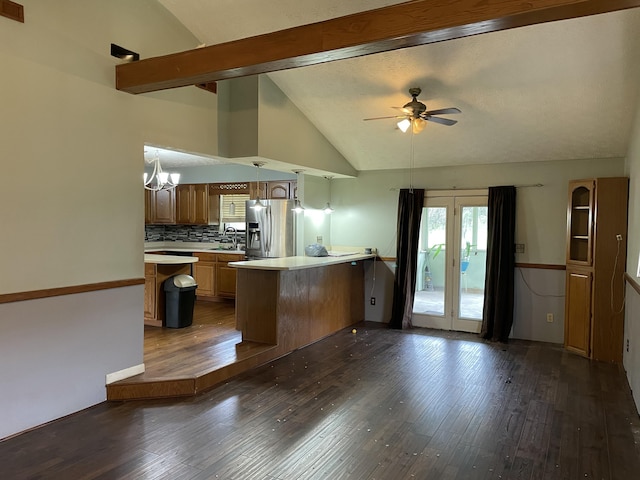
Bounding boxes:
[0,278,145,305]
[106,363,145,385]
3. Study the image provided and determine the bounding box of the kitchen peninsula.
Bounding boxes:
[144,253,198,327]
[230,253,375,360]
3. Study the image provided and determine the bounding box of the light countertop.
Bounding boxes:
[145,241,245,254]
[144,254,199,265]
[229,253,375,271]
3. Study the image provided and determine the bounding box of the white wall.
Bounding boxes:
[0,0,217,439]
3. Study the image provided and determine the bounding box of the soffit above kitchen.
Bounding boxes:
[152,0,640,171]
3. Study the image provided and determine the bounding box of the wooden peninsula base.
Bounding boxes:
[232,254,373,361]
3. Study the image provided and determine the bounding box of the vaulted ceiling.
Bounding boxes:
[154,1,640,173]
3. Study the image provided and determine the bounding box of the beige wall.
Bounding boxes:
[0,0,217,439]
[624,81,640,413]
[311,158,625,262]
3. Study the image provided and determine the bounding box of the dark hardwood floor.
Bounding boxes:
[107,300,278,400]
[2,323,640,479]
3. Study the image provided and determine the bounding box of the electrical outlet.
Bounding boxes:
[316,236,323,244]
[515,243,525,253]
[627,338,630,352]
[616,234,623,241]
[546,313,554,323]
[370,297,376,305]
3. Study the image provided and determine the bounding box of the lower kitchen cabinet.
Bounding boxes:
[216,254,240,298]
[143,263,156,320]
[193,251,243,300]
[193,252,216,298]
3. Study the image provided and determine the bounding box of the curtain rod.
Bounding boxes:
[389,183,543,191]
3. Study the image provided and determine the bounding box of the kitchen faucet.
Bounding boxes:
[224,226,237,249]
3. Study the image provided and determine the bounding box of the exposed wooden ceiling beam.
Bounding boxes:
[116,0,640,94]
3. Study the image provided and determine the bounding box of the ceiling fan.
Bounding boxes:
[364,87,461,133]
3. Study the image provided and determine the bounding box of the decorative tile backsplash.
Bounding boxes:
[145,225,246,244]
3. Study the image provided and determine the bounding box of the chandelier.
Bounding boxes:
[143,151,180,191]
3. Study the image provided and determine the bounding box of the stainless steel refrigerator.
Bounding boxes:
[245,199,295,259]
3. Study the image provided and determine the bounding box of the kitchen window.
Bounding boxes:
[220,194,250,223]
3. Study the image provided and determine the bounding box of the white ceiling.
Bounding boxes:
[156,0,640,173]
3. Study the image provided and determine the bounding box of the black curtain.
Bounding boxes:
[481,186,516,342]
[389,188,424,329]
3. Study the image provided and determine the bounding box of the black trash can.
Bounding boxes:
[164,274,197,328]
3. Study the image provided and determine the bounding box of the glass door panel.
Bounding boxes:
[413,197,453,330]
[413,194,487,333]
[452,200,488,333]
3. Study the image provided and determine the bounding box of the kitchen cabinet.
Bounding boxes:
[176,184,209,224]
[144,189,155,224]
[145,188,176,224]
[209,190,220,225]
[249,181,296,200]
[193,251,243,300]
[564,177,628,362]
[267,181,291,199]
[216,253,240,298]
[193,252,216,297]
[143,263,156,320]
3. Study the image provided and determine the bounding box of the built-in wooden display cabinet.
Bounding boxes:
[564,177,628,362]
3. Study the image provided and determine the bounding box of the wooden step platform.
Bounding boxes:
[107,300,277,401]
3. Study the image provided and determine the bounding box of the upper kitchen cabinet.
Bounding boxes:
[249,181,296,200]
[267,181,291,199]
[145,188,175,224]
[144,189,155,224]
[176,184,209,224]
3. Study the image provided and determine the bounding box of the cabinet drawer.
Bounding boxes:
[196,252,217,262]
[217,253,244,262]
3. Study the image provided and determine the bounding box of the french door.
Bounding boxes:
[412,191,488,333]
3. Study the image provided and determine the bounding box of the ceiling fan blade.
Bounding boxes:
[425,107,461,116]
[392,106,413,115]
[363,115,405,121]
[425,115,458,126]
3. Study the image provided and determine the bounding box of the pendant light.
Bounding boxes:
[323,175,334,214]
[143,150,180,191]
[251,161,266,210]
[292,170,305,213]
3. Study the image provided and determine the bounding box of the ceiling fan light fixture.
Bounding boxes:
[397,118,411,133]
[413,118,426,134]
